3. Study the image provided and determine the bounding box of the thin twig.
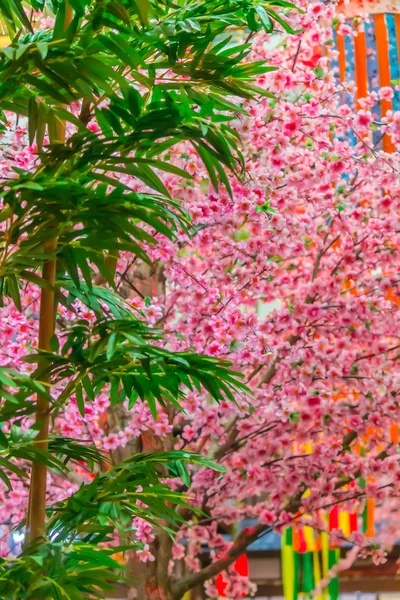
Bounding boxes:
[292,40,302,72]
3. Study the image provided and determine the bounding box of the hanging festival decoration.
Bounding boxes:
[333,5,400,150]
[281,509,360,600]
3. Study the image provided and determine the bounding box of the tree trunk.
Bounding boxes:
[132,262,166,300]
[127,528,174,600]
[25,238,57,542]
[120,261,178,600]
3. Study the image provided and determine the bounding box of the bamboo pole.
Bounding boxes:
[25,2,73,545]
[25,239,58,543]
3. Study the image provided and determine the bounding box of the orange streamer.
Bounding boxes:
[386,288,400,306]
[374,14,395,152]
[336,33,346,83]
[293,529,301,552]
[390,424,399,444]
[354,31,368,102]
[365,498,375,538]
[396,15,400,67]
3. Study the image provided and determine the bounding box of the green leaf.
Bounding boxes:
[36,101,47,152]
[2,46,15,60]
[264,8,302,34]
[146,392,157,419]
[49,334,59,353]
[36,41,48,60]
[106,332,118,360]
[0,468,11,490]
[75,383,85,418]
[0,428,9,449]
[25,75,73,104]
[7,275,21,311]
[82,375,94,401]
[2,0,33,32]
[314,66,324,79]
[20,270,54,290]
[255,6,273,33]
[28,96,38,146]
[175,460,190,487]
[110,378,119,406]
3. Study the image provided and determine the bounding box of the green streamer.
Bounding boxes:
[302,551,314,595]
[293,546,299,600]
[328,548,339,600]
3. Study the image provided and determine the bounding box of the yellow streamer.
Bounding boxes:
[321,530,329,575]
[339,511,351,537]
[282,533,295,600]
[313,549,323,600]
[303,525,315,551]
[321,526,330,600]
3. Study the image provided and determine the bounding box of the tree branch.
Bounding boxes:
[78,98,92,125]
[171,431,368,600]
[171,491,303,600]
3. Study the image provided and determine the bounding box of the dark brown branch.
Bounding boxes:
[259,333,300,386]
[78,98,92,125]
[355,345,400,363]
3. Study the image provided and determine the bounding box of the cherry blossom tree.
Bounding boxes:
[117,10,400,598]
[0,0,297,596]
[1,0,400,599]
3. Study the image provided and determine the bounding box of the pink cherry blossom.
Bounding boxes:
[2,3,400,597]
[136,545,155,563]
